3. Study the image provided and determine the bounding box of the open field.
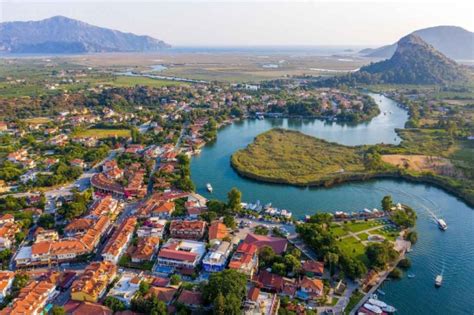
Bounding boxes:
[73,128,131,139]
[231,128,367,185]
[337,236,368,265]
[381,154,453,173]
[21,117,52,124]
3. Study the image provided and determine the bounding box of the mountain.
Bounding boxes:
[0,16,170,53]
[360,26,474,60]
[317,34,468,86]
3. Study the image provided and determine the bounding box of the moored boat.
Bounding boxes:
[363,303,383,314]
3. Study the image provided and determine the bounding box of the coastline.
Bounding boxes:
[230,161,474,208]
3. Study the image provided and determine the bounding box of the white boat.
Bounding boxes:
[435,275,443,287]
[363,303,383,314]
[368,298,387,308]
[376,289,386,296]
[382,305,397,313]
[206,183,213,193]
[437,219,447,231]
[407,273,416,278]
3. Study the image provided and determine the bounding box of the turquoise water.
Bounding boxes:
[190,93,474,314]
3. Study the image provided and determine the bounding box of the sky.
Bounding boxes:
[1,0,473,46]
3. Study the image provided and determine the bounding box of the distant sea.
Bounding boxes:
[0,45,373,58]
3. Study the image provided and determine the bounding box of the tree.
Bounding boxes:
[170,274,181,285]
[283,254,301,274]
[223,215,236,230]
[259,245,275,267]
[366,241,399,269]
[224,293,242,315]
[254,225,269,236]
[50,306,66,315]
[213,292,225,315]
[37,213,55,229]
[307,213,333,225]
[382,195,393,211]
[272,262,287,276]
[139,281,150,295]
[104,296,126,312]
[207,200,226,215]
[324,252,339,276]
[203,269,247,304]
[227,188,242,212]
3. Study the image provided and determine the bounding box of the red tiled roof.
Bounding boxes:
[302,260,324,274]
[244,233,288,254]
[247,286,260,302]
[257,269,284,291]
[208,221,228,240]
[158,248,197,262]
[177,290,203,306]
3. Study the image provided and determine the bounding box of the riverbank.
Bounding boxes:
[231,129,474,207]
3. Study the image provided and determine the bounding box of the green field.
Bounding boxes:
[337,236,368,266]
[344,221,381,233]
[22,117,52,124]
[73,128,131,139]
[231,128,367,185]
[105,76,189,88]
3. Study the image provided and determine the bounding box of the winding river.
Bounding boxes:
[190,93,473,314]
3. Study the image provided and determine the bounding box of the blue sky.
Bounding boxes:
[1,0,473,46]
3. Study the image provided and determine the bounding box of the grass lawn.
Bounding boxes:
[73,128,131,139]
[376,227,400,241]
[231,129,367,185]
[344,220,381,233]
[337,236,369,266]
[330,225,349,238]
[358,233,369,241]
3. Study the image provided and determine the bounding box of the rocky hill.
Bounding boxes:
[0,16,170,53]
[360,26,474,60]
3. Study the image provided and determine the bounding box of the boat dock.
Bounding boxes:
[349,239,411,315]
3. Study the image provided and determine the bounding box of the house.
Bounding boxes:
[88,196,119,218]
[0,280,57,315]
[63,301,113,315]
[107,272,142,306]
[147,286,177,305]
[135,193,176,218]
[202,241,232,272]
[0,222,20,249]
[131,236,160,263]
[156,239,206,270]
[245,287,280,315]
[0,271,14,302]
[176,290,203,310]
[71,261,117,302]
[302,260,324,278]
[70,159,86,169]
[228,242,259,277]
[64,218,95,236]
[34,228,59,243]
[208,221,229,242]
[169,220,206,240]
[297,277,324,300]
[102,217,136,263]
[20,170,38,184]
[255,270,284,292]
[136,218,166,238]
[243,233,287,254]
[0,214,14,225]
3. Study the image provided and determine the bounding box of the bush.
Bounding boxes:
[398,258,411,269]
[389,267,403,279]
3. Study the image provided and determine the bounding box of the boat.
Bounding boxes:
[206,183,213,193]
[435,275,443,287]
[382,305,397,313]
[363,303,383,314]
[368,298,387,308]
[437,219,448,231]
[256,114,264,120]
[376,289,386,296]
[407,273,416,278]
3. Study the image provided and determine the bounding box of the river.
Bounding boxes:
[190,93,473,314]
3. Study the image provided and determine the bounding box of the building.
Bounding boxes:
[135,193,181,218]
[64,218,95,236]
[91,173,125,198]
[245,287,280,315]
[302,260,324,278]
[176,290,203,310]
[243,233,288,254]
[147,286,177,305]
[107,272,142,306]
[228,242,258,277]
[131,236,160,263]
[156,239,206,270]
[0,280,57,315]
[34,228,59,243]
[137,218,166,238]
[63,301,113,315]
[202,241,232,272]
[255,270,284,292]
[297,277,324,300]
[169,220,206,240]
[88,196,119,218]
[0,222,19,250]
[208,221,229,242]
[71,261,117,302]
[102,217,136,263]
[0,271,14,302]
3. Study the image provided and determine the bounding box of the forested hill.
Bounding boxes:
[317,34,469,86]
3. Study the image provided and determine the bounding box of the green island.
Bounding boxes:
[231,128,474,206]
